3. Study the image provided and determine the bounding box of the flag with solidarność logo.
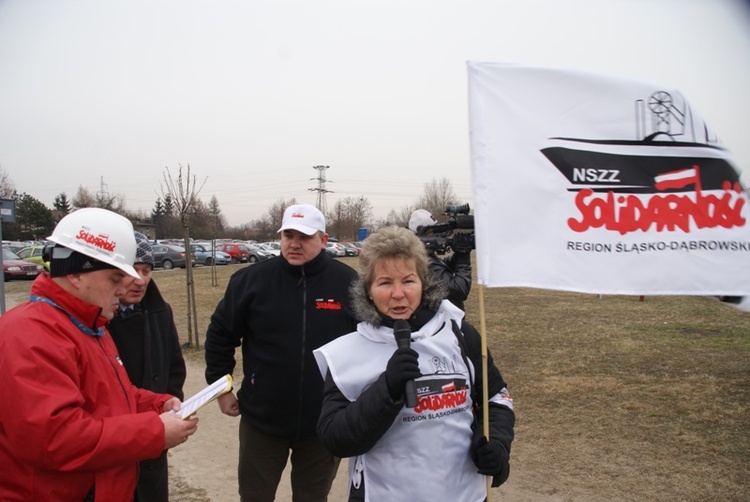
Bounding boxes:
[467,62,750,295]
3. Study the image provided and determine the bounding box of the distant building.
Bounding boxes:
[133,222,157,240]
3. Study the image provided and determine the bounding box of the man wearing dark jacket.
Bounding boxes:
[204,204,358,502]
[108,231,187,502]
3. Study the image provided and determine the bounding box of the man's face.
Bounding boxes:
[280,229,328,266]
[120,263,153,306]
[75,269,132,321]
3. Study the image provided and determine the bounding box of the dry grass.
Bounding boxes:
[5,259,749,501]
[464,287,750,502]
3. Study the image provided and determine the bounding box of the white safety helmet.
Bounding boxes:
[47,207,139,278]
[408,209,438,233]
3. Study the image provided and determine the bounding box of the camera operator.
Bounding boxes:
[408,209,472,310]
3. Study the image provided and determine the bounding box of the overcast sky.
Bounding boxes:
[1,0,749,227]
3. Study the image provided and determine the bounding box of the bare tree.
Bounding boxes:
[0,165,16,199]
[347,196,372,239]
[160,164,207,349]
[72,186,97,209]
[377,205,415,229]
[415,177,458,222]
[243,216,274,242]
[327,196,373,240]
[327,200,348,240]
[267,197,297,237]
[71,184,128,214]
[98,193,128,213]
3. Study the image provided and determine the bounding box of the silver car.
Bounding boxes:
[190,243,231,266]
[325,242,346,257]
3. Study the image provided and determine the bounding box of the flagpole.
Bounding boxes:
[478,284,492,499]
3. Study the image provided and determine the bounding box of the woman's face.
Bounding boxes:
[368,256,422,320]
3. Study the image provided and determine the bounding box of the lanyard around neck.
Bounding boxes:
[30,295,105,337]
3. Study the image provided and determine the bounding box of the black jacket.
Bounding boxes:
[108,279,186,502]
[204,251,358,439]
[109,280,186,400]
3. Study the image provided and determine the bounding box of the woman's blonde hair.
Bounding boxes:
[358,226,429,291]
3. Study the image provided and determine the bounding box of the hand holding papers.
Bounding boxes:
[177,374,233,419]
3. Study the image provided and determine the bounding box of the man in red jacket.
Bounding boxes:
[0,208,198,502]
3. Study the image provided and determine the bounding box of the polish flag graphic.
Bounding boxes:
[654,166,700,191]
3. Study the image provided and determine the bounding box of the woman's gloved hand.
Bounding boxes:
[384,346,421,401]
[471,434,510,485]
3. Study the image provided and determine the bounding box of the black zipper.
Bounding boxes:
[296,267,307,439]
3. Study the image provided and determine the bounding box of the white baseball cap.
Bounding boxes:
[277,204,326,235]
[408,209,438,233]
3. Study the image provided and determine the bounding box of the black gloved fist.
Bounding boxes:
[471,434,510,485]
[450,232,474,254]
[384,346,421,401]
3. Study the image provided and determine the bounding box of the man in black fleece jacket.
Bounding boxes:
[204,204,358,502]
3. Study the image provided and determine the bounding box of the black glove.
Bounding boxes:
[384,346,421,401]
[450,232,474,254]
[471,434,510,484]
[451,249,471,266]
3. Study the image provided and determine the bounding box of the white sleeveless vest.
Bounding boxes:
[314,301,486,502]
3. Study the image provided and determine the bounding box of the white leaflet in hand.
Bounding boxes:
[177,374,233,419]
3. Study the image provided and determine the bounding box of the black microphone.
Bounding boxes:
[393,320,418,408]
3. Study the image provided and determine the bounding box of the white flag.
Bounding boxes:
[467,62,750,295]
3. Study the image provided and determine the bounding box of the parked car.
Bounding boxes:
[152,244,194,270]
[325,242,346,257]
[215,243,250,263]
[2,241,28,255]
[340,242,360,256]
[16,245,50,271]
[190,243,230,266]
[259,242,281,257]
[3,249,44,281]
[246,243,275,263]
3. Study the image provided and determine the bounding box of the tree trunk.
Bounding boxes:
[183,226,200,349]
[211,237,218,287]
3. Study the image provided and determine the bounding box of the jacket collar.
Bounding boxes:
[356,299,465,345]
[137,278,166,311]
[31,273,108,334]
[278,249,329,278]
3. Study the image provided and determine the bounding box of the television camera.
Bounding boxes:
[415,204,475,255]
